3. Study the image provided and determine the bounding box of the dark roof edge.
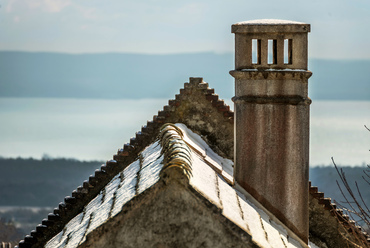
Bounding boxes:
[309,181,370,245]
[16,77,233,248]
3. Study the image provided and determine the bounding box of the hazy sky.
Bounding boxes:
[1,0,369,59]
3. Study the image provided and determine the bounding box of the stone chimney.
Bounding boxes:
[230,19,312,243]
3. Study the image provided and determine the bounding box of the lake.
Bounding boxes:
[0,97,369,166]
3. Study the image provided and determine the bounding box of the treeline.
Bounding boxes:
[0,217,24,245]
[0,156,368,208]
[0,157,103,207]
[309,165,370,217]
[0,157,368,237]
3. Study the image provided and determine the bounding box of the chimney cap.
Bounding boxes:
[232,19,310,33]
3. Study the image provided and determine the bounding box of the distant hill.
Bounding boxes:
[0,157,368,209]
[0,51,369,100]
[0,157,102,207]
[0,158,368,234]
[310,165,370,223]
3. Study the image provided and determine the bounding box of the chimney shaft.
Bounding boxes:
[230,19,312,243]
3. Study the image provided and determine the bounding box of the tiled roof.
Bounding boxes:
[14,77,369,248]
[43,124,306,248]
[15,78,234,248]
[309,182,370,246]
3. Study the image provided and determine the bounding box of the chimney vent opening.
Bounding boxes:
[268,39,277,64]
[284,39,293,64]
[252,39,261,64]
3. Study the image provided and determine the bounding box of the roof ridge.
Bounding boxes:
[158,124,192,183]
[309,181,370,246]
[16,77,232,248]
[114,77,233,161]
[171,77,234,121]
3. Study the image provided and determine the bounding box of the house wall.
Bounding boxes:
[78,180,258,248]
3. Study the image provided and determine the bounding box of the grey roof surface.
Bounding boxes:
[45,124,306,248]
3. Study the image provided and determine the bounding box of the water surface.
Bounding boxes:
[0,98,369,166]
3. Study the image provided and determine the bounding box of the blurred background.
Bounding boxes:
[0,0,369,243]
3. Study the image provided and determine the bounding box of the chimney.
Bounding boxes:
[230,20,312,243]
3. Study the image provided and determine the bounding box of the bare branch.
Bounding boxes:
[365,125,370,132]
[362,175,370,186]
[333,158,358,213]
[355,182,370,227]
[333,159,370,235]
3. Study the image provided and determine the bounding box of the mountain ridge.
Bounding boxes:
[1,51,369,100]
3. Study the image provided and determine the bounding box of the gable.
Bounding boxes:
[43,124,306,248]
[15,78,369,248]
[69,169,255,248]
[115,77,234,161]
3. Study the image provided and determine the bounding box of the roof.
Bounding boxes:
[308,182,370,247]
[15,78,235,248]
[15,78,369,248]
[44,124,306,248]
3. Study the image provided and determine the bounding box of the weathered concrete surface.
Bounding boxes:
[232,19,310,70]
[79,180,257,248]
[231,20,311,243]
[233,92,310,243]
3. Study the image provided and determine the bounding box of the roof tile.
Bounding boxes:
[218,176,245,230]
[41,124,309,248]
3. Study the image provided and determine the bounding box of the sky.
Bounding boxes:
[0,0,369,165]
[1,0,370,59]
